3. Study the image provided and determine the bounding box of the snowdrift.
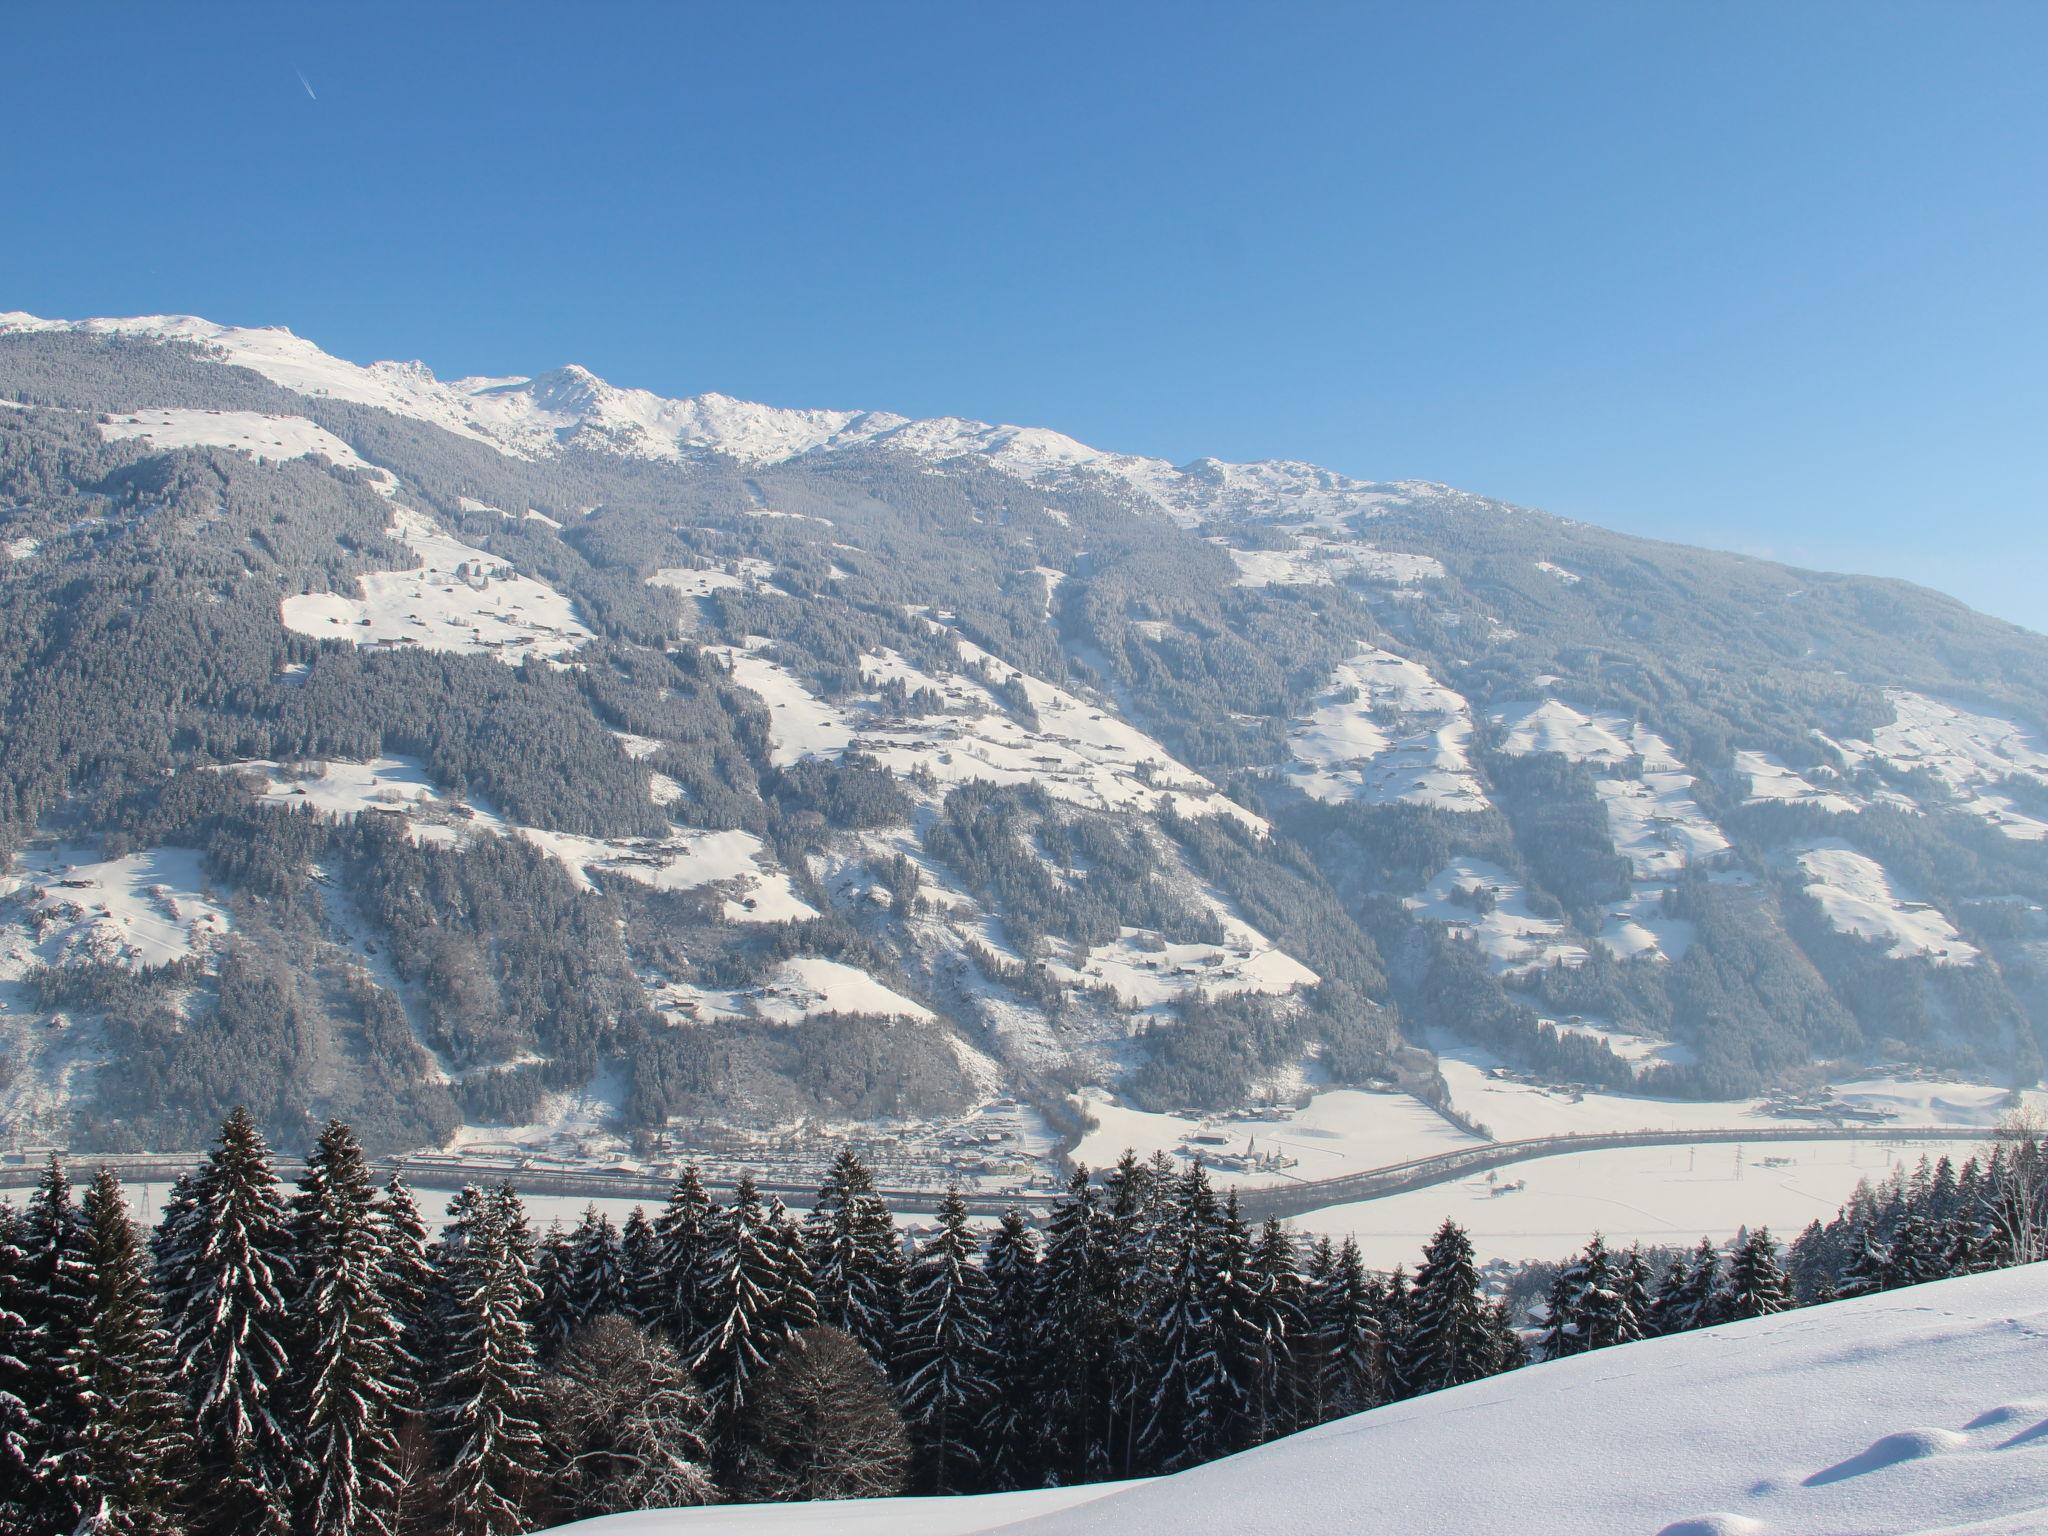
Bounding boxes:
[549,1265,2048,1536]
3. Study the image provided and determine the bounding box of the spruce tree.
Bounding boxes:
[803,1150,902,1368]
[1376,1265,1411,1399]
[1243,1216,1306,1443]
[1099,1150,1163,1478]
[531,1226,577,1360]
[620,1207,659,1324]
[1669,1237,1727,1331]
[649,1170,714,1347]
[0,1200,33,1527]
[568,1208,629,1325]
[55,1169,190,1536]
[1723,1228,1791,1319]
[159,1110,299,1536]
[690,1175,789,1423]
[373,1174,435,1415]
[1138,1162,1223,1471]
[292,1120,406,1536]
[1032,1167,1112,1484]
[1648,1253,1690,1337]
[895,1188,995,1493]
[764,1199,819,1341]
[435,1187,543,1536]
[977,1208,1041,1491]
[1397,1219,1491,1394]
[19,1157,93,1532]
[1314,1237,1379,1419]
[1836,1224,1891,1298]
[1615,1247,1653,1344]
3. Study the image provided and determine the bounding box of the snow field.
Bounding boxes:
[0,845,231,971]
[1046,925,1317,1010]
[1843,689,2048,841]
[1223,540,1444,588]
[750,957,933,1025]
[1286,649,1489,811]
[1735,749,1861,816]
[1071,1084,1480,1189]
[283,505,593,664]
[1533,558,1582,585]
[1295,1134,1990,1269]
[1794,842,1978,965]
[97,406,387,478]
[1405,859,1587,973]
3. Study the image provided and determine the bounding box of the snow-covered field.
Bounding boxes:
[551,1268,2048,1536]
[1222,541,1445,589]
[1296,1134,1989,1269]
[1047,924,1317,1012]
[1794,842,1978,965]
[283,505,593,664]
[1840,689,2048,841]
[711,636,1261,830]
[751,957,933,1025]
[1285,649,1489,811]
[1736,749,1861,816]
[0,844,231,970]
[98,407,379,472]
[1072,1084,1479,1188]
[1405,859,1587,974]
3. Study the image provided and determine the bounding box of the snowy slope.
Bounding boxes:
[553,1267,2048,1536]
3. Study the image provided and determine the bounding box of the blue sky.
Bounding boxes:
[6,3,2044,628]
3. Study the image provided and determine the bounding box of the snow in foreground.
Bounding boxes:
[552,1267,2048,1536]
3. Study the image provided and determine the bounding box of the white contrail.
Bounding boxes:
[297,69,317,101]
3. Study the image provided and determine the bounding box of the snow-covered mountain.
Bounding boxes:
[549,1266,2048,1536]
[2,309,2046,1213]
[0,311,1468,528]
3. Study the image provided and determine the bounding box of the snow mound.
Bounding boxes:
[552,1268,2048,1536]
[1805,1427,1970,1486]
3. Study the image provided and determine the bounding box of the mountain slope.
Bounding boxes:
[1,312,2045,1171]
[550,1266,2048,1536]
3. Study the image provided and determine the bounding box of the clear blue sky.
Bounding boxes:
[6,3,2044,628]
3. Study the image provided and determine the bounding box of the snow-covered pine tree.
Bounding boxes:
[568,1207,629,1326]
[1723,1228,1791,1319]
[1032,1166,1112,1484]
[1482,1297,1526,1375]
[1646,1250,1689,1337]
[649,1169,715,1347]
[803,1149,903,1369]
[1244,1216,1306,1442]
[620,1208,659,1324]
[1565,1234,1622,1353]
[532,1225,577,1360]
[690,1174,788,1424]
[1884,1209,1946,1289]
[1669,1236,1727,1331]
[1615,1247,1653,1344]
[434,1187,544,1536]
[373,1173,435,1413]
[1397,1219,1491,1394]
[1836,1223,1891,1298]
[1206,1191,1260,1451]
[1137,1161,1223,1472]
[0,1200,33,1527]
[1313,1237,1379,1420]
[765,1198,819,1340]
[976,1208,1041,1491]
[291,1120,407,1536]
[160,1109,299,1536]
[1376,1265,1411,1399]
[1294,1236,1336,1427]
[1100,1150,1163,1479]
[52,1168,190,1536]
[895,1187,995,1493]
[19,1157,93,1531]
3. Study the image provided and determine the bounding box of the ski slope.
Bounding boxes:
[551,1267,2048,1536]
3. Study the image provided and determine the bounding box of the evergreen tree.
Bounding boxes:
[1376,1265,1412,1399]
[620,1208,659,1325]
[1668,1237,1727,1332]
[803,1150,902,1368]
[1240,1215,1304,1445]
[1397,1220,1492,1395]
[1647,1252,1690,1338]
[372,1174,435,1415]
[568,1208,629,1325]
[1884,1209,1945,1289]
[531,1226,578,1360]
[895,1188,995,1493]
[1836,1224,1891,1298]
[434,1187,543,1536]
[764,1199,819,1341]
[1138,1162,1223,1471]
[1032,1167,1112,1484]
[159,1110,299,1536]
[0,1201,33,1528]
[690,1175,790,1423]
[1099,1150,1164,1478]
[648,1171,714,1347]
[1615,1247,1653,1345]
[19,1157,93,1532]
[43,1169,190,1536]
[291,1120,406,1536]
[976,1209,1041,1491]
[1313,1237,1379,1419]
[1207,1192,1260,1451]
[1723,1228,1791,1320]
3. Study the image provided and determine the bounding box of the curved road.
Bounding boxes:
[8,1122,1997,1224]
